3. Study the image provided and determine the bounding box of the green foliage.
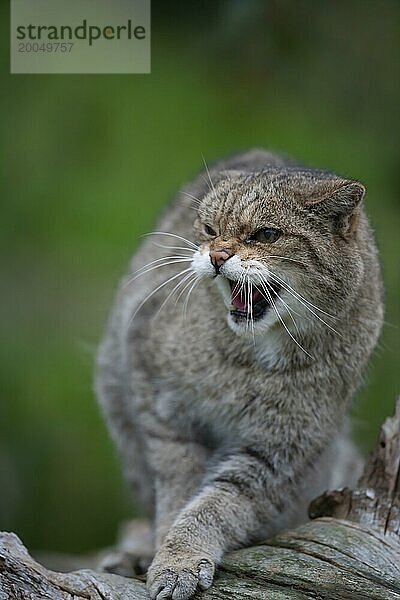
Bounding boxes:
[0,2,399,553]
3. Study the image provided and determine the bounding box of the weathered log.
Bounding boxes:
[1,399,399,599]
[0,531,147,599]
[308,398,400,539]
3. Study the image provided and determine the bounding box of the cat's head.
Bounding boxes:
[190,167,366,339]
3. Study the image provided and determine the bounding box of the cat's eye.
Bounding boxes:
[248,227,282,244]
[204,224,216,237]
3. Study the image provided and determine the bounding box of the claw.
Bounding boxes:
[147,557,215,600]
[198,559,214,589]
[171,570,197,600]
[150,570,177,600]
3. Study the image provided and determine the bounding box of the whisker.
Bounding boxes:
[133,255,193,273]
[247,272,251,333]
[258,281,313,359]
[246,269,252,335]
[260,277,301,336]
[268,271,341,336]
[129,268,192,324]
[124,258,193,288]
[174,272,197,305]
[202,154,219,202]
[238,271,247,300]
[268,270,338,320]
[246,275,249,330]
[231,272,246,303]
[251,261,336,320]
[227,269,244,303]
[155,271,195,317]
[142,231,199,250]
[231,283,240,302]
[180,190,203,205]
[182,276,201,320]
[245,273,249,331]
[151,241,196,254]
[249,277,256,346]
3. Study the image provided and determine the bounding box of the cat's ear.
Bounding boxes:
[304,180,365,238]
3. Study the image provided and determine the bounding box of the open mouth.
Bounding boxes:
[228,279,281,321]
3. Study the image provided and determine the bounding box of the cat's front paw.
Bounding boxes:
[147,552,215,600]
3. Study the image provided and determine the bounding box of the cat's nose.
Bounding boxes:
[209,248,233,274]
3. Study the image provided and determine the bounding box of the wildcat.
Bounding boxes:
[96,149,384,600]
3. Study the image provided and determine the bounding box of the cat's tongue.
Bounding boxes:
[231,285,262,311]
[231,289,247,311]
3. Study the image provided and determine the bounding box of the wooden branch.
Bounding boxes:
[0,530,147,599]
[309,397,400,539]
[1,399,399,599]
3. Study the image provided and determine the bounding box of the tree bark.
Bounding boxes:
[1,399,399,600]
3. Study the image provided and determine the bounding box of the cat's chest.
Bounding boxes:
[153,381,258,446]
[151,354,282,449]
[146,298,290,436]
[153,382,233,422]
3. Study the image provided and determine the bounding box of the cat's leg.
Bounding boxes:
[146,440,325,600]
[99,424,208,578]
[142,420,209,549]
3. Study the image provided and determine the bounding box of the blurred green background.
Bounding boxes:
[1,1,399,554]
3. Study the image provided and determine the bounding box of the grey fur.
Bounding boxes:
[95,149,383,599]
